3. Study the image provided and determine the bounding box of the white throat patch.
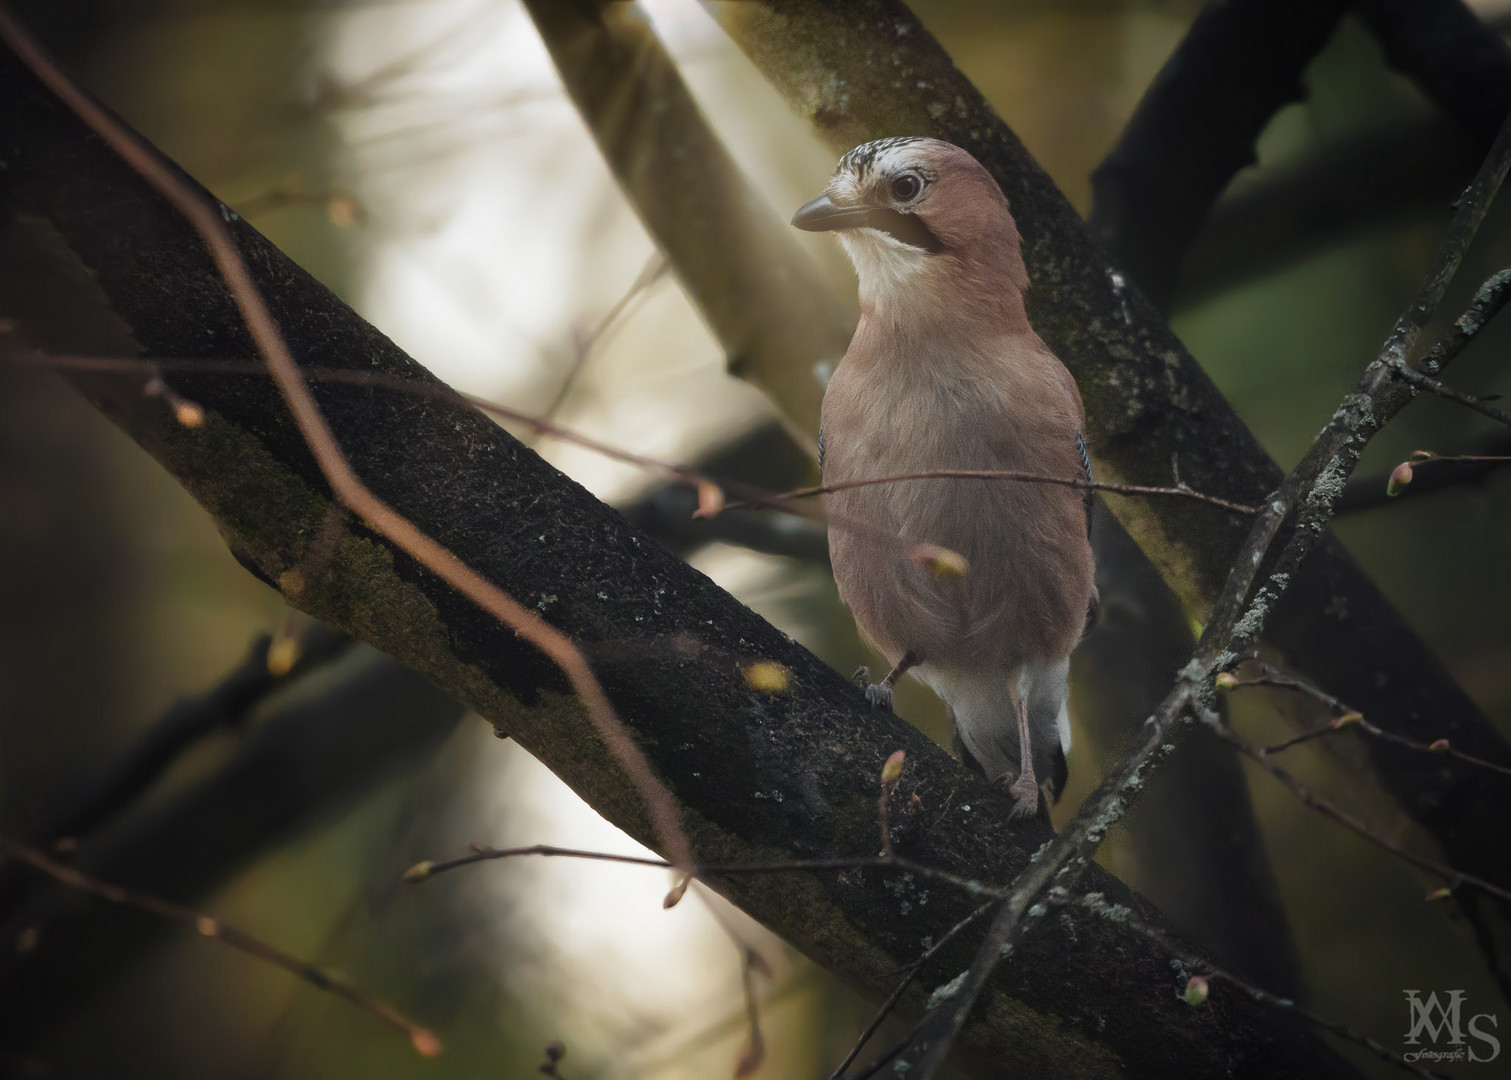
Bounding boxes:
[839,228,933,309]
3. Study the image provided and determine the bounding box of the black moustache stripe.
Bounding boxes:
[858,208,944,254]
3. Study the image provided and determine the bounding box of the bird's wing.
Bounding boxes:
[1076,429,1094,537]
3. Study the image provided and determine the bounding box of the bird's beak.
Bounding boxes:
[790,193,876,232]
[791,193,945,253]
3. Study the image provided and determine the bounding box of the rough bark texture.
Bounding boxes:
[705,0,1511,983]
[0,40,1355,1077]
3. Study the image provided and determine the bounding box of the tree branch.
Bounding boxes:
[1089,0,1352,311]
[705,0,1511,984]
[0,29,1353,1077]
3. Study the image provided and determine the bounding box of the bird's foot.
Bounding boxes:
[1007,773,1040,820]
[851,665,895,711]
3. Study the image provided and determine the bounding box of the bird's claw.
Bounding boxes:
[1007,773,1040,820]
[851,666,896,712]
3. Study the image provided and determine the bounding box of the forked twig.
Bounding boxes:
[0,834,440,1056]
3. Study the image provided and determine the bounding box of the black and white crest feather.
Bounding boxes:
[839,136,928,180]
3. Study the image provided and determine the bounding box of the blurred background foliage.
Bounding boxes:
[2,1,1509,1077]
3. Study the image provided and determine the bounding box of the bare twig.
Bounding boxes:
[1221,665,1511,778]
[17,350,1263,572]
[0,7,693,872]
[537,252,668,425]
[758,469,1257,517]
[403,843,1001,900]
[0,834,441,1056]
[732,944,766,1079]
[1075,892,1442,1080]
[1391,366,1511,428]
[827,900,994,1080]
[1212,722,1511,902]
[1415,267,1511,376]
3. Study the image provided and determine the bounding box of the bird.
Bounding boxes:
[792,136,1096,821]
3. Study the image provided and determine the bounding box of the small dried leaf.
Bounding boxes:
[1183,975,1209,1006]
[742,661,789,694]
[693,480,726,519]
[1386,461,1414,497]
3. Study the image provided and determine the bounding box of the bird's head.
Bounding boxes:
[792,137,1028,326]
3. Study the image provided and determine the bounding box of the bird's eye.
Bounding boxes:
[889,174,922,202]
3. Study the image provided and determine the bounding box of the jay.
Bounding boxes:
[792,137,1096,820]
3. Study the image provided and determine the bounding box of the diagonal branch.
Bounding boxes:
[1089,0,1353,311]
[0,5,693,875]
[0,23,1356,1077]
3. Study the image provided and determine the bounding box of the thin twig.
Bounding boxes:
[758,469,1257,517]
[403,843,1003,899]
[537,252,667,426]
[828,900,994,1080]
[1213,723,1511,902]
[1392,365,1511,428]
[0,834,441,1056]
[1075,892,1443,1080]
[16,350,1263,579]
[0,8,694,873]
[1222,665,1511,777]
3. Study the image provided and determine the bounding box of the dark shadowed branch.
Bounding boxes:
[0,646,464,1046]
[1359,0,1511,143]
[1089,0,1352,311]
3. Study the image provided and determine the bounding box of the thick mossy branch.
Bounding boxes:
[0,39,1352,1078]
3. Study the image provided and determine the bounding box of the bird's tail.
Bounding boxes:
[921,659,1072,800]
